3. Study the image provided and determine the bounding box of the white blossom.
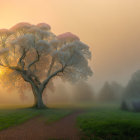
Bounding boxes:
[57,32,80,42]
[49,39,60,50]
[0,48,9,56]
[36,23,51,31]
[0,22,93,104]
[36,40,50,53]
[0,29,13,36]
[28,26,50,39]
[10,22,32,32]
[12,34,35,49]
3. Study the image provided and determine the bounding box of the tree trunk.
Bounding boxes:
[32,86,47,109]
[33,93,46,109]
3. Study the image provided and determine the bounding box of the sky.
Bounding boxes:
[0,0,140,91]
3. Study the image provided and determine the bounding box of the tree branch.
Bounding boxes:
[0,58,22,72]
[29,73,41,85]
[40,65,66,92]
[27,50,40,70]
[47,57,55,77]
[18,48,28,69]
[0,62,22,72]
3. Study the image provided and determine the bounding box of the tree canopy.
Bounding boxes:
[0,22,93,108]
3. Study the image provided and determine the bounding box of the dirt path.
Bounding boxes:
[0,110,84,140]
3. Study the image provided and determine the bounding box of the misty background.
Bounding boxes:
[0,0,140,105]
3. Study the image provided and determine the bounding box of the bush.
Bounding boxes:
[121,100,129,111]
[132,101,140,112]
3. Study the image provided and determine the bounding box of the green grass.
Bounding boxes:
[77,104,140,140]
[0,109,39,130]
[0,108,73,130]
[41,108,73,124]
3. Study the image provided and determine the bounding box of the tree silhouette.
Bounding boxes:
[98,82,116,102]
[0,22,92,108]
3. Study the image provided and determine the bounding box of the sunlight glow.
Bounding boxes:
[0,67,10,76]
[0,68,5,75]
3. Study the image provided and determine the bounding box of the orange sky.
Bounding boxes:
[0,0,140,90]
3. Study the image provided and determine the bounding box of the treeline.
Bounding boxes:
[20,69,140,107]
[72,69,140,104]
[97,70,140,112]
[121,70,140,111]
[97,81,124,102]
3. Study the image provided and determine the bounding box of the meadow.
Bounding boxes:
[0,107,72,130]
[77,103,140,140]
[0,103,140,140]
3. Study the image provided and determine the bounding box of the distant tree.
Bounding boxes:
[121,100,129,111]
[132,101,140,112]
[124,70,140,99]
[98,82,116,102]
[0,22,93,108]
[111,81,124,100]
[73,81,94,102]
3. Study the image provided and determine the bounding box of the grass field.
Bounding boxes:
[0,108,73,130]
[77,103,140,140]
[1,103,140,140]
[41,108,73,124]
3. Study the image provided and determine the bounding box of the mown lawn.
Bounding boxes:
[0,108,73,130]
[77,104,140,140]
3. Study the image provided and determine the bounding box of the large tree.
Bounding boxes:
[0,22,92,108]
